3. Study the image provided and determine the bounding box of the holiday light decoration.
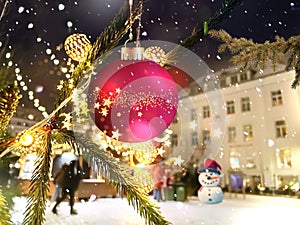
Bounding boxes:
[133,165,154,193]
[15,130,44,154]
[19,133,34,147]
[64,33,92,62]
[133,141,158,165]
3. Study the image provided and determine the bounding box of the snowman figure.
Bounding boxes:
[198,158,223,204]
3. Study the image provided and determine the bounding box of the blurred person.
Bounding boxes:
[152,164,165,202]
[52,159,82,215]
[50,163,67,205]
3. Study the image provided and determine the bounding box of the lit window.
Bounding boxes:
[246,157,256,169]
[241,97,251,112]
[271,90,283,106]
[243,124,253,142]
[230,150,240,169]
[275,120,287,138]
[191,132,198,146]
[226,100,235,114]
[203,105,210,118]
[228,126,236,142]
[276,148,292,168]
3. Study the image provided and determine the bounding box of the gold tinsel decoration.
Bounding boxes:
[144,46,166,66]
[64,33,92,62]
[133,166,154,193]
[0,188,11,225]
[134,142,158,165]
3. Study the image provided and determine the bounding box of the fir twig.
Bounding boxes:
[0,0,9,22]
[0,81,22,137]
[166,0,243,63]
[74,133,171,225]
[22,127,52,225]
[209,29,300,88]
[0,188,11,225]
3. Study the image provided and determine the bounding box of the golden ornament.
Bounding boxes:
[134,142,158,165]
[15,125,51,155]
[64,33,92,62]
[144,46,166,66]
[16,132,40,154]
[133,166,154,193]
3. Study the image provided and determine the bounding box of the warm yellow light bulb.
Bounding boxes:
[20,134,34,147]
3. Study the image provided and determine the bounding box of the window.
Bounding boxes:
[203,106,210,118]
[240,73,248,82]
[226,100,235,114]
[276,148,292,168]
[228,126,236,142]
[230,75,238,85]
[241,97,251,112]
[191,108,197,121]
[220,78,226,87]
[191,132,198,146]
[171,134,178,147]
[243,124,253,142]
[271,90,283,106]
[230,150,240,169]
[246,157,256,169]
[275,120,287,138]
[202,130,211,145]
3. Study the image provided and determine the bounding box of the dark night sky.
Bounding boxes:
[1,0,299,113]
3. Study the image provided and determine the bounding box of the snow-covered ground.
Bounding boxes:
[11,193,300,225]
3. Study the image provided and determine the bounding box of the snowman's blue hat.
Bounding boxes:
[199,158,222,175]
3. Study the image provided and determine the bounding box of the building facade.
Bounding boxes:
[170,64,300,193]
[7,107,44,136]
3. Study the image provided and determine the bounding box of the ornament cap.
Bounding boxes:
[121,47,144,60]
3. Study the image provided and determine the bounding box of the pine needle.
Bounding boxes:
[209,29,300,89]
[22,128,52,225]
[0,188,11,225]
[0,81,22,137]
[166,0,243,63]
[74,133,171,225]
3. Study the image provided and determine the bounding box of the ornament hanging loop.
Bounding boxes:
[122,0,144,60]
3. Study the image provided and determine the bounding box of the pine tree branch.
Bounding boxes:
[182,0,244,49]
[22,127,52,225]
[0,0,9,22]
[166,0,243,63]
[73,133,171,225]
[209,29,300,88]
[0,81,22,137]
[0,188,11,225]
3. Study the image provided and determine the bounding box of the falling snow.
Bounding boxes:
[0,0,298,116]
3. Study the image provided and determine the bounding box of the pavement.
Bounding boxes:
[10,193,300,225]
